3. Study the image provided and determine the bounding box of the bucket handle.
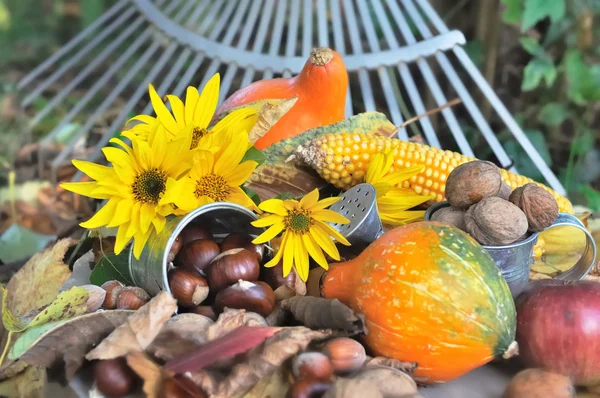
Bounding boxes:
[543,212,597,281]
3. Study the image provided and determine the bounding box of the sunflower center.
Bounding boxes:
[191,126,209,149]
[284,209,312,234]
[132,168,167,204]
[195,173,230,202]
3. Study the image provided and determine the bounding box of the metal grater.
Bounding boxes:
[328,183,384,251]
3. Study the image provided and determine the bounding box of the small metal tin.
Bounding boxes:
[424,201,596,298]
[129,202,264,296]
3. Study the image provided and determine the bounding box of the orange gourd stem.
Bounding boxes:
[215,47,348,150]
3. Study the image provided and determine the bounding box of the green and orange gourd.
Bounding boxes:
[215,47,348,150]
[321,222,517,384]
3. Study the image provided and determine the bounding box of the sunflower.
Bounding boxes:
[365,149,434,226]
[159,129,258,212]
[61,126,192,258]
[126,73,258,150]
[250,189,351,282]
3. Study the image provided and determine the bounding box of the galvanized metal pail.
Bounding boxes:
[424,202,597,298]
[129,202,264,296]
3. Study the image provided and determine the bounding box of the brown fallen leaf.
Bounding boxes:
[280,296,364,334]
[214,326,332,398]
[324,366,419,398]
[248,97,298,144]
[14,310,133,379]
[365,357,418,375]
[147,313,214,361]
[323,378,383,398]
[232,367,290,398]
[85,291,177,360]
[205,308,268,341]
[0,365,46,398]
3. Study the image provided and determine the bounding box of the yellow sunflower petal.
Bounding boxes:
[294,239,310,282]
[311,196,342,211]
[311,209,350,225]
[152,212,167,233]
[314,220,351,246]
[80,198,120,229]
[60,181,110,200]
[126,202,141,239]
[380,164,425,187]
[252,222,285,244]
[226,186,259,210]
[132,229,152,259]
[214,132,246,177]
[72,160,114,182]
[166,94,186,128]
[282,233,297,277]
[107,199,133,227]
[365,152,387,184]
[251,214,284,228]
[131,138,153,170]
[210,107,258,135]
[126,114,156,128]
[194,73,220,128]
[149,84,179,133]
[263,231,287,268]
[310,224,341,261]
[224,160,257,187]
[258,198,288,216]
[301,233,328,270]
[140,203,155,234]
[150,127,168,167]
[299,188,320,209]
[114,223,131,255]
[102,147,134,170]
[184,86,199,125]
[108,137,134,157]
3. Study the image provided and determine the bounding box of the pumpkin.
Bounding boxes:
[215,47,348,150]
[321,221,517,383]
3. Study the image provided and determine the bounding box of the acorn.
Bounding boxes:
[220,232,265,262]
[207,248,260,291]
[167,235,183,264]
[213,280,275,317]
[322,337,367,374]
[168,268,210,307]
[116,287,150,310]
[93,358,137,397]
[101,280,125,309]
[179,224,212,245]
[187,305,217,321]
[292,352,334,380]
[176,239,220,276]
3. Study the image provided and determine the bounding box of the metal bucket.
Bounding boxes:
[424,202,597,298]
[129,202,264,296]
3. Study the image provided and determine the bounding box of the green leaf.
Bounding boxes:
[522,0,566,31]
[242,186,261,206]
[503,129,552,182]
[9,320,64,360]
[571,129,596,157]
[463,40,484,68]
[0,224,56,263]
[522,59,557,91]
[519,37,552,62]
[538,102,570,126]
[242,146,266,167]
[563,49,600,105]
[501,0,524,24]
[579,185,600,211]
[89,252,133,286]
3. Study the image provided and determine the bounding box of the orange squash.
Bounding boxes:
[215,47,348,150]
[321,222,517,384]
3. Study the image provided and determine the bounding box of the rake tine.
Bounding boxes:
[282,0,301,79]
[17,0,130,91]
[330,0,353,117]
[317,0,329,47]
[302,0,313,57]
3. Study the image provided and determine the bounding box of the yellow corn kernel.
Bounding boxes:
[296,132,574,214]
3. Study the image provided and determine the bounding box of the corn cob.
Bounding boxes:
[295,132,574,214]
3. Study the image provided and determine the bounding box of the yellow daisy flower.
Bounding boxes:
[127,73,258,150]
[365,149,434,226]
[250,189,351,282]
[159,129,258,212]
[61,126,192,258]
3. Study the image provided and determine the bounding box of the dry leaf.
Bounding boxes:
[85,291,177,360]
[323,378,382,398]
[325,366,419,398]
[147,313,214,361]
[366,357,418,375]
[280,296,364,334]
[214,326,332,398]
[11,310,132,379]
[232,368,290,398]
[205,308,268,341]
[248,97,298,143]
[0,365,46,398]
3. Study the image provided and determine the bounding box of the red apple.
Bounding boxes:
[516,279,600,386]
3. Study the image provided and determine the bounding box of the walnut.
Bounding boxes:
[445,160,502,208]
[509,183,558,232]
[430,206,467,231]
[465,197,528,246]
[496,182,513,200]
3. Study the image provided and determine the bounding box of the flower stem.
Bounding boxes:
[0,331,13,366]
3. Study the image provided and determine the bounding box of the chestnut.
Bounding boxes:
[101,280,124,309]
[286,378,332,398]
[214,280,275,317]
[179,224,212,245]
[116,287,150,310]
[292,352,333,380]
[176,239,220,275]
[168,268,209,307]
[93,358,137,397]
[187,305,217,321]
[167,235,183,263]
[220,232,265,262]
[322,337,366,374]
[207,248,260,291]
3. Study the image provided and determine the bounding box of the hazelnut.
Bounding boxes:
[207,248,260,291]
[496,182,513,201]
[167,235,183,264]
[101,280,124,309]
[465,197,529,246]
[293,352,333,380]
[287,378,332,398]
[214,280,275,317]
[220,232,265,262]
[509,183,558,232]
[179,224,212,245]
[430,206,467,231]
[176,239,220,275]
[445,160,502,208]
[187,305,217,321]
[83,285,107,313]
[503,368,574,398]
[93,358,137,397]
[116,287,150,310]
[322,337,366,374]
[168,268,209,307]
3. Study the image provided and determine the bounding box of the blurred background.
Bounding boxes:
[0,0,598,258]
